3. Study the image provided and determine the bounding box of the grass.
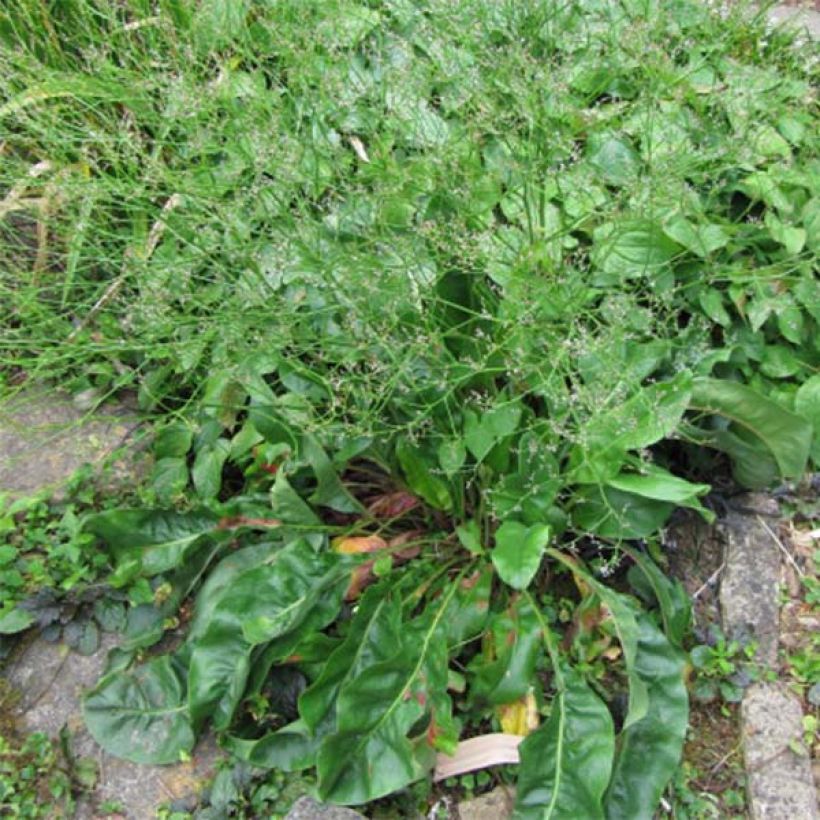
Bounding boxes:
[0,0,818,817]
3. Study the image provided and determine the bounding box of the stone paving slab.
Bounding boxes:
[720,494,818,820]
[284,796,365,819]
[456,785,516,819]
[768,4,820,37]
[742,683,818,820]
[720,494,782,666]
[4,634,220,819]
[0,388,143,499]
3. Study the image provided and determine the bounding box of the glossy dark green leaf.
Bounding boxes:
[151,456,189,501]
[592,221,680,282]
[192,438,230,499]
[84,655,194,765]
[492,521,551,590]
[690,378,812,483]
[187,539,348,731]
[570,373,692,483]
[572,485,673,540]
[222,720,317,772]
[84,508,221,576]
[795,375,820,464]
[587,134,640,187]
[303,434,363,513]
[662,215,729,258]
[604,615,689,819]
[300,589,403,736]
[621,546,690,647]
[456,520,483,554]
[443,566,492,648]
[395,439,452,512]
[248,406,299,449]
[270,471,321,525]
[463,403,522,462]
[0,607,34,634]
[316,582,460,804]
[470,598,542,706]
[549,551,648,730]
[606,465,714,522]
[514,668,615,819]
[154,423,193,458]
[438,438,467,477]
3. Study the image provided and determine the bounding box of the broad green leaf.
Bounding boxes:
[151,456,189,501]
[270,471,322,525]
[84,656,194,765]
[303,434,363,513]
[491,468,560,525]
[438,439,467,477]
[776,303,804,345]
[316,582,460,804]
[514,668,615,820]
[396,439,452,511]
[187,541,281,644]
[662,215,729,257]
[456,519,483,554]
[795,375,820,464]
[463,403,522,462]
[548,552,648,730]
[690,378,812,482]
[760,345,801,379]
[248,406,298,449]
[443,566,493,648]
[299,589,402,736]
[192,439,230,499]
[187,540,348,731]
[604,615,688,819]
[0,607,34,634]
[154,423,193,458]
[84,509,221,576]
[592,221,680,283]
[570,372,692,483]
[222,720,317,772]
[606,465,714,522]
[765,212,806,255]
[621,546,691,647]
[698,288,732,327]
[693,424,779,489]
[587,135,640,187]
[572,484,674,540]
[492,521,551,590]
[469,598,542,706]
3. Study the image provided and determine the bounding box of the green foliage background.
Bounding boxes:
[0,0,817,816]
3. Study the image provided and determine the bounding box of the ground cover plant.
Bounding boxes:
[0,0,818,816]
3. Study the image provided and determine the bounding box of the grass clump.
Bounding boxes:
[0,0,818,816]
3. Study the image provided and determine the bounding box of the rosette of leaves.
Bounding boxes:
[79,409,703,818]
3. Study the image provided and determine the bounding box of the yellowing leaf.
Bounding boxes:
[497,690,539,736]
[332,535,387,554]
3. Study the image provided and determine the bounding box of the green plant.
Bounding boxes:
[156,761,315,820]
[0,0,817,816]
[0,473,141,653]
[690,629,760,704]
[0,728,97,818]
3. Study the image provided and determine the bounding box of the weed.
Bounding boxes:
[0,0,817,816]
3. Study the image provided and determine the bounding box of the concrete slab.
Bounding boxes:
[3,633,220,819]
[742,682,818,820]
[720,494,782,666]
[457,785,515,820]
[768,5,820,38]
[285,796,365,819]
[0,388,143,499]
